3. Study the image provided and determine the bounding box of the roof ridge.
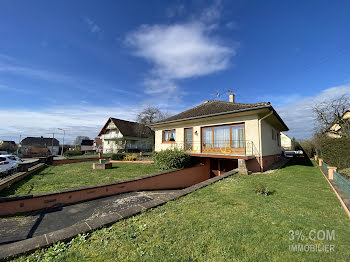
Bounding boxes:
[110,117,140,125]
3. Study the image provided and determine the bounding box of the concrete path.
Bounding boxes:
[0,190,179,245]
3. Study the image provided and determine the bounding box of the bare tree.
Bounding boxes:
[136,106,171,150]
[74,136,90,146]
[313,95,350,137]
[136,106,171,125]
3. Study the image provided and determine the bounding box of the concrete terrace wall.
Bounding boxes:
[0,160,211,216]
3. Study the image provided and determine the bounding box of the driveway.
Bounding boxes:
[0,190,179,245]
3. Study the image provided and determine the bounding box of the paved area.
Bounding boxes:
[0,190,179,245]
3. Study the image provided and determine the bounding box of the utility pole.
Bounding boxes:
[16,134,21,156]
[52,133,54,156]
[58,128,65,156]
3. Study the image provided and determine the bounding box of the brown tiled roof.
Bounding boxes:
[153,100,271,124]
[21,137,59,147]
[98,118,154,138]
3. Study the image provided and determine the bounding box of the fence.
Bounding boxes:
[334,170,350,197]
[317,156,350,198]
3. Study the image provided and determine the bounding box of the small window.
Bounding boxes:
[163,130,176,142]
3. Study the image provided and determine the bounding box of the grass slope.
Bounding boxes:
[0,162,162,197]
[13,158,350,261]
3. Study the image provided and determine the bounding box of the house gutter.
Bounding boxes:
[258,110,274,172]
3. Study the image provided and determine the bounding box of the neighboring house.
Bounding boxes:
[98,118,154,153]
[0,141,17,153]
[93,137,103,152]
[326,110,350,138]
[280,132,292,150]
[150,94,289,172]
[19,137,60,156]
[80,139,94,154]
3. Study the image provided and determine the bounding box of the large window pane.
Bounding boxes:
[169,130,176,141]
[231,125,244,148]
[163,131,169,141]
[214,126,230,148]
[185,129,193,150]
[203,128,213,149]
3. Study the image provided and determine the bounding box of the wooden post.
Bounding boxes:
[318,158,323,167]
[328,166,337,180]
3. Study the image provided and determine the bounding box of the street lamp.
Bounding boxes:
[58,128,65,156]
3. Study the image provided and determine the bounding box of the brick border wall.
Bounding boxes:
[52,158,102,165]
[0,159,210,216]
[0,164,45,192]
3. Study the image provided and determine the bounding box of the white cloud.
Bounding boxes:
[276,84,350,139]
[125,1,236,101]
[84,17,101,33]
[0,105,140,144]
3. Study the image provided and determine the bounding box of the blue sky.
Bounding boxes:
[1,0,350,143]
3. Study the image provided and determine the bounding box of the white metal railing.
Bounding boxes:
[100,133,122,140]
[163,140,258,156]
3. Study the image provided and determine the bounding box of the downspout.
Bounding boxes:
[258,110,273,172]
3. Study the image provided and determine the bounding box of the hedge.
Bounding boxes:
[153,149,191,170]
[318,137,350,169]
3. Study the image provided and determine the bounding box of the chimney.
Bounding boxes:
[229,93,235,103]
[204,100,209,104]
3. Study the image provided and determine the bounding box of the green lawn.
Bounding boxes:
[0,162,162,197]
[12,158,350,262]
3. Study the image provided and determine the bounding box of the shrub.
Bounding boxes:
[64,149,83,157]
[124,154,137,161]
[153,149,191,170]
[318,137,350,169]
[111,153,125,160]
[254,184,270,196]
[299,140,316,158]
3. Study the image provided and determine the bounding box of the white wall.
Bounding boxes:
[261,120,282,156]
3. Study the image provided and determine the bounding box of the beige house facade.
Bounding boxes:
[326,110,350,138]
[151,95,288,172]
[280,132,292,150]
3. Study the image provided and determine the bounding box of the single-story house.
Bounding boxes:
[280,132,292,150]
[150,94,289,173]
[98,118,154,153]
[80,139,94,154]
[19,136,60,156]
[326,110,350,138]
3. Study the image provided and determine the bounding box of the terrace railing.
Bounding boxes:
[164,140,258,156]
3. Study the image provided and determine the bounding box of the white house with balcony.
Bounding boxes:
[98,118,154,153]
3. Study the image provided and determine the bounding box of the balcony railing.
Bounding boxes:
[100,133,122,140]
[163,140,258,156]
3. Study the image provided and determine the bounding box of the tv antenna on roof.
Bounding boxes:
[210,90,222,98]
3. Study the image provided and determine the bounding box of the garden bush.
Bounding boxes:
[318,137,350,169]
[153,149,191,170]
[123,154,137,161]
[64,149,83,157]
[254,184,270,196]
[299,140,315,158]
[111,153,126,160]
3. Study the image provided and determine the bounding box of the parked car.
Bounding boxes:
[0,155,23,177]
